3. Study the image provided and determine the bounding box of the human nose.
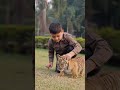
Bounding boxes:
[54,37,59,41]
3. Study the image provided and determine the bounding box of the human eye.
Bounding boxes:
[52,36,55,38]
[57,35,60,37]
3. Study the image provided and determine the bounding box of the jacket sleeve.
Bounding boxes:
[48,39,54,62]
[86,31,113,67]
[66,34,82,55]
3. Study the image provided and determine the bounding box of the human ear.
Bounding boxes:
[61,29,64,33]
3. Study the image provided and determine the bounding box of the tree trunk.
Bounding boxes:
[39,0,48,35]
[6,3,10,24]
[39,8,47,35]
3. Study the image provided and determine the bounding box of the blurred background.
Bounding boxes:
[86,0,120,72]
[0,0,34,54]
[35,0,85,36]
[0,0,34,90]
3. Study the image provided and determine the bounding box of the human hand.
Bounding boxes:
[61,51,76,60]
[46,62,53,69]
[61,54,72,60]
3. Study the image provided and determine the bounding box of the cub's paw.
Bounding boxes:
[58,72,64,77]
[72,75,78,79]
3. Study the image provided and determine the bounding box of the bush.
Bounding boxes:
[76,37,85,48]
[35,36,50,49]
[96,27,120,53]
[0,25,34,54]
[35,36,85,49]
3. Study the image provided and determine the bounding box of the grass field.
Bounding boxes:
[0,52,34,90]
[35,48,85,90]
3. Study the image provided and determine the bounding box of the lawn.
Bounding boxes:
[35,48,85,90]
[0,52,34,90]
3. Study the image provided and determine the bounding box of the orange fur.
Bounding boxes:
[68,57,85,78]
[58,55,85,78]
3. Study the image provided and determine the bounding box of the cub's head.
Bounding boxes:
[57,54,68,71]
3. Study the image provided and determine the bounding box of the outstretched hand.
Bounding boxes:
[45,62,53,69]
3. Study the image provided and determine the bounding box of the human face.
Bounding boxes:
[51,31,64,42]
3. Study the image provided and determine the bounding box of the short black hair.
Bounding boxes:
[49,23,63,34]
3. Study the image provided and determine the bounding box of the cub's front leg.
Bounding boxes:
[71,68,78,79]
[72,66,79,78]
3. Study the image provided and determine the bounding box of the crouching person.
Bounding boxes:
[46,22,82,73]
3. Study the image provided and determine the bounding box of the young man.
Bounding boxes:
[46,22,82,72]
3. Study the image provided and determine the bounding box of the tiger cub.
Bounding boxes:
[57,55,85,78]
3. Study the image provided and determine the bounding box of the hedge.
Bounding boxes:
[35,36,50,49]
[35,36,85,49]
[96,27,120,53]
[0,25,34,54]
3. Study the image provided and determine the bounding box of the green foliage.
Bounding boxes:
[0,25,34,54]
[96,27,120,53]
[35,0,46,15]
[35,36,50,49]
[76,37,85,48]
[47,0,85,36]
[35,36,85,49]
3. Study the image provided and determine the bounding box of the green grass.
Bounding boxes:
[35,48,85,90]
[0,52,33,90]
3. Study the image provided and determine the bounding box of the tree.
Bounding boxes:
[35,0,48,35]
[0,0,34,24]
[36,0,85,36]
